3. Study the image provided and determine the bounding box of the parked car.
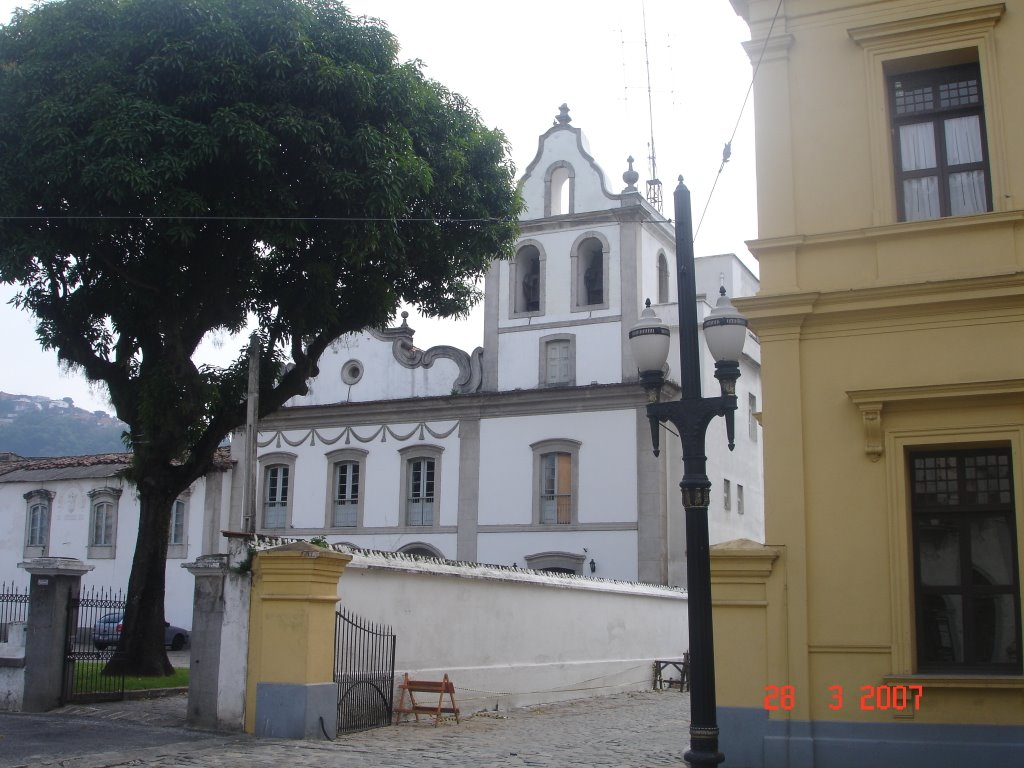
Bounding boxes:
[92,612,189,651]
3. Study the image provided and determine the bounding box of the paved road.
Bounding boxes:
[0,689,693,768]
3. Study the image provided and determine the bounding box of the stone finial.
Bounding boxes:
[623,156,640,191]
[555,104,572,125]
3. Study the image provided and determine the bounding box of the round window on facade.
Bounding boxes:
[341,360,364,386]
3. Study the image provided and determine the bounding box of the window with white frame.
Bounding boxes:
[890,61,991,221]
[724,479,732,512]
[399,445,443,527]
[737,484,745,515]
[540,334,575,387]
[324,448,366,529]
[531,439,581,526]
[541,453,572,524]
[263,464,289,529]
[87,487,121,559]
[167,497,188,559]
[406,457,434,525]
[24,489,54,557]
[333,461,360,527]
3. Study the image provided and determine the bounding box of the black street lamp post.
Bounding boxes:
[628,177,748,768]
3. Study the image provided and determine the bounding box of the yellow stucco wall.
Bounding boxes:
[724,0,1024,730]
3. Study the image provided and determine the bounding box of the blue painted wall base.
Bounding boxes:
[719,705,1024,768]
[254,682,337,740]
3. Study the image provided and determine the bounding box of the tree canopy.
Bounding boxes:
[0,0,520,674]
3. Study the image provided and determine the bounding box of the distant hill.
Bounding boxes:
[0,392,127,457]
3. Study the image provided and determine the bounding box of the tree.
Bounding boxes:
[0,0,520,675]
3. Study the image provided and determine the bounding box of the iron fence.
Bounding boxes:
[0,581,29,644]
[62,586,126,704]
[334,607,396,734]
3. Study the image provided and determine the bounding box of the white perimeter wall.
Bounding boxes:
[337,551,688,710]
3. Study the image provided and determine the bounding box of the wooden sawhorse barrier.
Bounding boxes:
[394,672,461,726]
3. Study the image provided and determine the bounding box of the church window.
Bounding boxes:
[511,242,544,317]
[545,161,575,216]
[657,251,670,304]
[399,445,443,528]
[531,439,581,526]
[571,234,609,311]
[540,334,575,387]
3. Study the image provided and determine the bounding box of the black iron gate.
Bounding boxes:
[334,607,396,734]
[62,587,126,704]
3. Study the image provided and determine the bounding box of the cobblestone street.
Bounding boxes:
[1,690,692,768]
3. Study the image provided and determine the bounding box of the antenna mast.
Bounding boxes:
[642,1,663,213]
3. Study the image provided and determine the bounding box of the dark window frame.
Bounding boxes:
[889,62,992,221]
[909,446,1021,674]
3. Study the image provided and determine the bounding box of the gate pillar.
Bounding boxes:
[244,542,352,738]
[18,558,94,712]
[183,554,252,731]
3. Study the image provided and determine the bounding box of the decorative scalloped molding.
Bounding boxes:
[257,421,460,449]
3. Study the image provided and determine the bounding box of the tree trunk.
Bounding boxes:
[104,484,177,677]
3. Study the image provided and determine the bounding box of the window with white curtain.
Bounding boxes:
[890,63,991,222]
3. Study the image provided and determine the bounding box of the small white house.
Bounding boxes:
[0,451,231,629]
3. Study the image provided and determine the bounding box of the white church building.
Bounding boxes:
[0,107,764,628]
[230,106,764,587]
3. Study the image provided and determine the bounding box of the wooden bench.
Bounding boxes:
[394,672,460,726]
[653,654,690,691]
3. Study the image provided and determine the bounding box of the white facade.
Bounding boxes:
[236,106,765,586]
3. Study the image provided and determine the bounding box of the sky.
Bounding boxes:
[0,0,757,414]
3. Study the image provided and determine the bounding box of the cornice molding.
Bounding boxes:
[746,209,1024,255]
[848,3,1005,47]
[847,378,1024,460]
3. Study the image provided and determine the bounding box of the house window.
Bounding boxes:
[890,62,991,221]
[166,497,189,559]
[749,393,758,442]
[657,251,670,304]
[24,489,54,557]
[263,464,290,529]
[399,445,443,527]
[87,487,121,559]
[540,334,575,387]
[737,484,745,515]
[531,439,581,526]
[724,479,732,511]
[910,447,1021,673]
[512,243,544,317]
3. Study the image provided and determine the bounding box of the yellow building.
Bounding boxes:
[718,1,1024,765]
